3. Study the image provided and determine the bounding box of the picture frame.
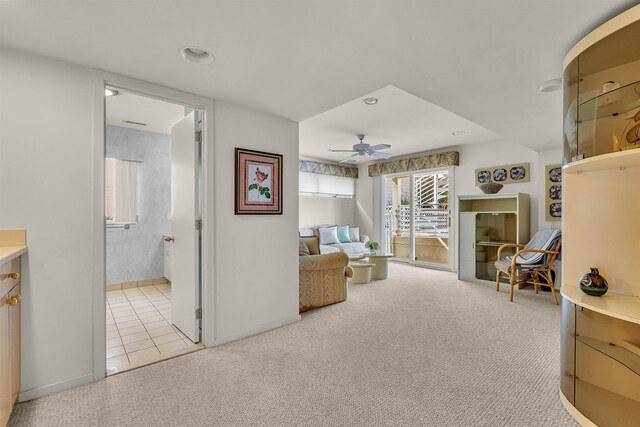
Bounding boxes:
[545,164,562,221]
[235,148,283,215]
[475,162,530,186]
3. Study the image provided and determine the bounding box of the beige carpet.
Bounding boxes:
[10,264,576,426]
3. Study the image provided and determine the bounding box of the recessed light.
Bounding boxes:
[452,131,465,136]
[180,46,214,64]
[363,97,380,105]
[105,88,119,97]
[538,78,562,93]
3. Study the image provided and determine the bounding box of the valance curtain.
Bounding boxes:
[368,151,459,177]
[299,159,358,179]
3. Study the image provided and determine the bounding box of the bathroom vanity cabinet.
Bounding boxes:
[0,229,27,427]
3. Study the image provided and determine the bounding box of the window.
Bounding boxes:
[299,172,355,198]
[105,158,139,224]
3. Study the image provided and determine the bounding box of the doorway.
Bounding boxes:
[383,168,454,270]
[104,88,204,375]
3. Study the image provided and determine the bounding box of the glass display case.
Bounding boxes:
[561,297,640,427]
[560,7,640,425]
[563,19,640,165]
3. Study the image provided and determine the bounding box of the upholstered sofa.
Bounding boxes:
[299,236,353,313]
[299,225,370,255]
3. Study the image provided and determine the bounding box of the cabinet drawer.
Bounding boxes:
[0,258,20,297]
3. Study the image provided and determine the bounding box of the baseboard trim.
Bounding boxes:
[212,314,301,346]
[19,373,94,402]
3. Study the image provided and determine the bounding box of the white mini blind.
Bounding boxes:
[299,172,320,193]
[299,172,355,197]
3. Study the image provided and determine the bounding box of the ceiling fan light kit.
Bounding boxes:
[330,134,392,163]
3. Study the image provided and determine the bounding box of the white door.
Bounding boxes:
[458,213,476,280]
[170,112,200,343]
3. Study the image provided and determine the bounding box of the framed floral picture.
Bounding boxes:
[235,148,283,215]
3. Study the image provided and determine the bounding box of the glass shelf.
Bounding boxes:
[576,334,640,376]
[576,80,640,122]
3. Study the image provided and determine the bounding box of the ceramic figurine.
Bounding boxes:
[579,268,609,296]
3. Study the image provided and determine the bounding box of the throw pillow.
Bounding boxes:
[299,228,314,237]
[318,226,340,245]
[298,239,310,256]
[300,236,320,255]
[338,225,352,243]
[349,226,360,242]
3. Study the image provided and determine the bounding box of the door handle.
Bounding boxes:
[164,236,174,242]
[7,295,21,306]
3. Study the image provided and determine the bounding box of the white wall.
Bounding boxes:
[213,101,300,343]
[537,148,563,231]
[354,164,375,238]
[299,196,354,228]
[0,47,96,397]
[453,140,562,234]
[0,47,301,398]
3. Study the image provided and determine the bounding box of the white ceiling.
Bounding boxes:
[0,1,636,153]
[300,85,502,163]
[106,90,185,135]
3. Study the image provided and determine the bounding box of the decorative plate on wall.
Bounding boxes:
[474,163,530,186]
[477,170,491,183]
[545,164,562,221]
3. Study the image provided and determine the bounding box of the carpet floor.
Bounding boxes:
[9,264,576,426]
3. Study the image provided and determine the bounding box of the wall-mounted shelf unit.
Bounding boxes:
[560,148,640,426]
[560,7,640,422]
[563,6,640,165]
[458,193,529,283]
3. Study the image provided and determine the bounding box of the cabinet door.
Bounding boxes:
[0,293,9,426]
[458,213,476,280]
[9,283,20,407]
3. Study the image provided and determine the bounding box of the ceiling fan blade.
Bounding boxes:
[368,144,391,151]
[369,151,392,159]
[330,149,356,152]
[339,153,359,163]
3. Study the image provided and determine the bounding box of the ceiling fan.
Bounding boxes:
[330,134,392,163]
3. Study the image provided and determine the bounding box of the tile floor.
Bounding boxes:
[106,284,203,375]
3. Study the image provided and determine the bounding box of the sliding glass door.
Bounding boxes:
[383,168,453,270]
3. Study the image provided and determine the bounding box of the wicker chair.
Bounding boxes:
[495,229,562,304]
[299,251,353,313]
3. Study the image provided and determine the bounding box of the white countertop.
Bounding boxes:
[561,285,640,326]
[0,246,28,267]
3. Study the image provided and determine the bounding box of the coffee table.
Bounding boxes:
[347,253,367,262]
[367,253,393,280]
[348,261,375,284]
